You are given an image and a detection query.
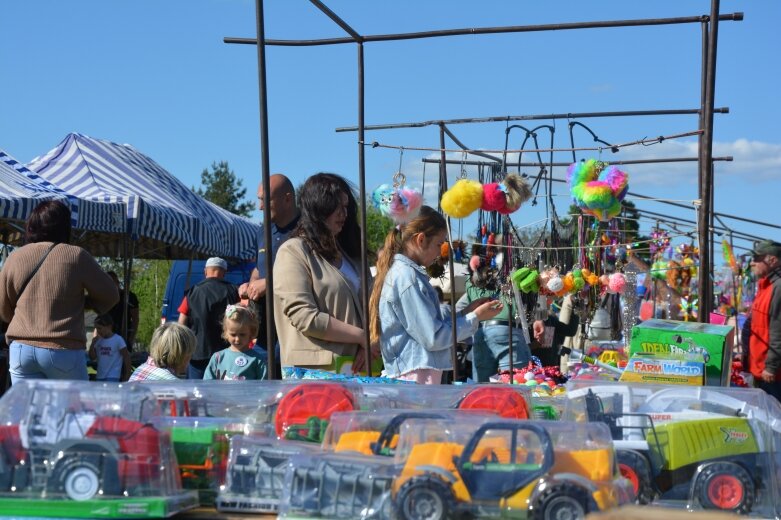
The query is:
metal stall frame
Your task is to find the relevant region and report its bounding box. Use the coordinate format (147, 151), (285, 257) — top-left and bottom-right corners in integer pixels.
(227, 2), (743, 379)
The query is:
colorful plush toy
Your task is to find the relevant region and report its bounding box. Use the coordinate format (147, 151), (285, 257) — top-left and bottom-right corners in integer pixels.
(441, 178), (484, 218)
(371, 175), (423, 224)
(481, 173), (533, 214)
(567, 159), (629, 221)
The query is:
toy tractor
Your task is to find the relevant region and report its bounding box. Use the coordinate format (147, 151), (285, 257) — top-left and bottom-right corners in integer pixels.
(567, 383), (781, 516)
(284, 418), (632, 520)
(0, 385), (167, 501)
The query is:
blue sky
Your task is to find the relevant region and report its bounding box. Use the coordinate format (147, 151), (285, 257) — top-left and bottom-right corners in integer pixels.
(2, 1), (779, 259)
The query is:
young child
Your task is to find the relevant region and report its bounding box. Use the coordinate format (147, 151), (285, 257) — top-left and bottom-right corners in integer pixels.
(89, 314), (131, 382)
(204, 304), (267, 380)
(369, 206), (503, 384)
(129, 322), (196, 381)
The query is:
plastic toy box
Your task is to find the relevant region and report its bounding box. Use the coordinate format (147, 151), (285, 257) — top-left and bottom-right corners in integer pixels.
(216, 409), (495, 515)
(216, 434), (321, 514)
(358, 383), (534, 419)
(629, 319), (735, 385)
(279, 416), (633, 519)
(0, 380), (198, 518)
(151, 416), (249, 505)
(563, 380), (781, 517)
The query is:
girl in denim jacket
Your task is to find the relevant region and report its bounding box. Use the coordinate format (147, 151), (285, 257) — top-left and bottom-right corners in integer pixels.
(368, 206), (502, 384)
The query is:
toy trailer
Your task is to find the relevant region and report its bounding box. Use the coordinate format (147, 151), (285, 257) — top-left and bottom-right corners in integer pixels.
(217, 436), (322, 513)
(566, 382), (781, 516)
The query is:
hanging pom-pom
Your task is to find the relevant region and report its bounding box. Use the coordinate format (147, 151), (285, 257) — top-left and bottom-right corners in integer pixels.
(563, 273), (575, 293)
(371, 184), (395, 216)
(371, 182), (422, 224)
(567, 159), (630, 221)
(469, 255), (482, 272)
(481, 183), (506, 212)
(608, 272), (626, 294)
(547, 275), (564, 293)
(441, 179), (483, 218)
(387, 187), (422, 224)
(500, 173), (533, 214)
(440, 241), (450, 259)
(511, 267), (530, 288)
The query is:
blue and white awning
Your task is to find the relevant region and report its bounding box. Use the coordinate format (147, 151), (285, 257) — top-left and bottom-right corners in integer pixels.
(0, 149), (124, 237)
(27, 133), (258, 259)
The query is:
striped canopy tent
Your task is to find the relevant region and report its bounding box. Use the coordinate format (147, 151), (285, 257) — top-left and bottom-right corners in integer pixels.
(27, 133), (258, 260)
(0, 149), (125, 256)
(208, 200), (259, 260)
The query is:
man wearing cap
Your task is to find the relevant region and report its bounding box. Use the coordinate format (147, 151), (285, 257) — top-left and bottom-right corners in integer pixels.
(178, 257), (239, 379)
(239, 174), (300, 377)
(748, 240), (781, 401)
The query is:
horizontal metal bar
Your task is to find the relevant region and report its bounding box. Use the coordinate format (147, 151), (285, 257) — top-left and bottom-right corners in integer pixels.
(336, 108), (729, 132)
(421, 156), (734, 167)
(225, 12), (742, 47)
(634, 208), (769, 242)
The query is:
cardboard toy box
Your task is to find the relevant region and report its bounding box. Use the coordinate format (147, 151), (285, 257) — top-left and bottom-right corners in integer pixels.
(629, 319), (734, 386)
(619, 353), (705, 386)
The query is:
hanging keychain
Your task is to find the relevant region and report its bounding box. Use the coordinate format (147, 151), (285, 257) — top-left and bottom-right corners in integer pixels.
(371, 148), (423, 224)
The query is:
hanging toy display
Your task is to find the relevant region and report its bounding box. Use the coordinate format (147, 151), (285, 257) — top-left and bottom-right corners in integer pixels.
(481, 173), (533, 214)
(441, 178), (483, 218)
(567, 159), (629, 222)
(371, 172), (423, 224)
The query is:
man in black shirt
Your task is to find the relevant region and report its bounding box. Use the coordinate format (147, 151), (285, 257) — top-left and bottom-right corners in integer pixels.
(178, 257), (239, 379)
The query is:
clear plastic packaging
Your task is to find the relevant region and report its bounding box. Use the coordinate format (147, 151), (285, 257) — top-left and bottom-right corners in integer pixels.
(564, 380), (781, 517)
(145, 379), (363, 442)
(0, 380), (198, 518)
(280, 415), (633, 519)
(216, 434), (321, 514)
(322, 409), (495, 456)
(151, 416), (248, 505)
(358, 383), (534, 419)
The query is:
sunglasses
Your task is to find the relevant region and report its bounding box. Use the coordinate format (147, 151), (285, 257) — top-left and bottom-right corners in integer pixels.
(752, 254), (767, 263)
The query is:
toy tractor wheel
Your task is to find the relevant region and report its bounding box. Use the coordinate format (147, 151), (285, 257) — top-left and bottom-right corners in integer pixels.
(395, 475), (456, 520)
(531, 482), (590, 520)
(52, 453), (120, 501)
(616, 450), (654, 504)
(458, 386), (530, 419)
(693, 461), (755, 514)
(274, 383), (355, 441)
(63, 464), (100, 501)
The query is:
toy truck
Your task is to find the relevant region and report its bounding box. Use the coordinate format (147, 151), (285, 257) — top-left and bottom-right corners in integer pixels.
(565, 382), (781, 516)
(281, 418), (633, 519)
(0, 381), (197, 518)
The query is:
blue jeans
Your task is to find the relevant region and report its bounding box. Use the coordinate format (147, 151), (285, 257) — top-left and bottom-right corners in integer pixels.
(472, 325), (531, 383)
(9, 341), (88, 384)
(187, 360), (208, 380)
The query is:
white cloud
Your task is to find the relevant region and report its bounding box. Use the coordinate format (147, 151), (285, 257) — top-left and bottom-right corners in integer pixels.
(609, 138), (781, 186)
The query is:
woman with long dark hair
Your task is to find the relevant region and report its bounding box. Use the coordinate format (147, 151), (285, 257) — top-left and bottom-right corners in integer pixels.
(273, 173), (368, 374)
(0, 200), (118, 382)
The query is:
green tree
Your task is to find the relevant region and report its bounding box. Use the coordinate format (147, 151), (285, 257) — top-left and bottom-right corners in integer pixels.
(194, 161), (254, 217)
(364, 204), (394, 265)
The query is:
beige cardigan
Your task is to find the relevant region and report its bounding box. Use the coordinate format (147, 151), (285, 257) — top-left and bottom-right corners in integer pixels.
(273, 237), (364, 367)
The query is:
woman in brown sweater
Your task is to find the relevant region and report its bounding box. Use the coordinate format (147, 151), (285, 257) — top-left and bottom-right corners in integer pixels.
(0, 201), (118, 383)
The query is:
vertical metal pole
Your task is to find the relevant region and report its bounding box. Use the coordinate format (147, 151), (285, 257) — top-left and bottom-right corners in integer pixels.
(440, 123), (459, 382)
(698, 0), (720, 323)
(255, 0), (276, 378)
(357, 42), (372, 376)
